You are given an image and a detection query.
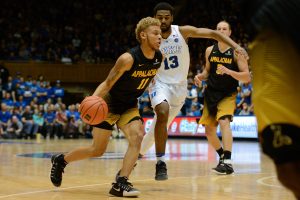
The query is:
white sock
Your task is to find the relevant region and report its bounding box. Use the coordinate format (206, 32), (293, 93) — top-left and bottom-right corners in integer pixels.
(157, 155), (165, 162)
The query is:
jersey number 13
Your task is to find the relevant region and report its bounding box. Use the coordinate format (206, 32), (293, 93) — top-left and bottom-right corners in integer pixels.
(164, 55), (179, 70)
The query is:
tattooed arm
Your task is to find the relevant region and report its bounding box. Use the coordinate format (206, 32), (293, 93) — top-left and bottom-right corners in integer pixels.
(93, 52), (134, 97)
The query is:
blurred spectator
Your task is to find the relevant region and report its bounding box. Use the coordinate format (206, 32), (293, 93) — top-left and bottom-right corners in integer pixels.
(33, 109), (45, 136)
(185, 83), (198, 114)
(235, 86), (244, 114)
(14, 95), (27, 109)
(4, 116), (23, 139)
(52, 80), (65, 101)
(43, 104), (63, 139)
(238, 102), (251, 116)
(36, 81), (48, 104)
(241, 82), (252, 105)
(56, 104), (68, 137)
(21, 105), (39, 139)
(0, 103), (12, 132)
(65, 115), (79, 139)
(2, 92), (14, 109)
(138, 91), (151, 116)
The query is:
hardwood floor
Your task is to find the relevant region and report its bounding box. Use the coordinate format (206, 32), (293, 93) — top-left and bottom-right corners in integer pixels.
(0, 138), (296, 199)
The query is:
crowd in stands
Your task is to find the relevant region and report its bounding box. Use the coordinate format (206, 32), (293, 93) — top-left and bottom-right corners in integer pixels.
(0, 70), (253, 140)
(0, 0), (249, 68)
(0, 0), (254, 139)
(0, 72), (93, 139)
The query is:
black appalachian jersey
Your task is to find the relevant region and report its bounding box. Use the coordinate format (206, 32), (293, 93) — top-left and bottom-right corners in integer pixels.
(109, 46), (162, 113)
(207, 44), (238, 93)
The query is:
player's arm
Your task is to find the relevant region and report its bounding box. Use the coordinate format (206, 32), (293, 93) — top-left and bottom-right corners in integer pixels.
(180, 26), (248, 59)
(194, 46), (212, 86)
(93, 52), (133, 97)
(217, 53), (251, 83)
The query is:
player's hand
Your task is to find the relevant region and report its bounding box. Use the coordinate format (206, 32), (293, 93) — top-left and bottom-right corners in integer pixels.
(194, 74), (203, 87)
(234, 47), (249, 60)
(217, 65), (231, 75)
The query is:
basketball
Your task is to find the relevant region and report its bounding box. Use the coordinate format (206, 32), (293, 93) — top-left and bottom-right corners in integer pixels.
(79, 96), (108, 125)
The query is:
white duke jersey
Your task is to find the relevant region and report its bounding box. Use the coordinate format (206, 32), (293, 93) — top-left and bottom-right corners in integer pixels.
(155, 25), (190, 84)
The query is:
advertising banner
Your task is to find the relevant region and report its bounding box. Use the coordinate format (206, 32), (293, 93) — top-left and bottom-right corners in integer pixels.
(143, 116), (258, 138)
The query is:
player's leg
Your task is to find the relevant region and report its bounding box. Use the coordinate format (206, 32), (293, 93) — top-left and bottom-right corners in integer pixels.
(213, 94), (236, 174)
(153, 101), (169, 180)
(50, 112), (118, 187)
(110, 108), (142, 197)
(140, 80), (169, 157)
(50, 125), (112, 187)
(140, 114), (157, 156)
(118, 120), (144, 178)
(199, 100), (226, 173)
(200, 101), (221, 154)
(64, 128), (111, 162)
(140, 101), (181, 157)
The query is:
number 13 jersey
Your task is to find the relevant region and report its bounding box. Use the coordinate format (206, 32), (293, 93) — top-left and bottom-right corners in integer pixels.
(155, 25), (190, 84)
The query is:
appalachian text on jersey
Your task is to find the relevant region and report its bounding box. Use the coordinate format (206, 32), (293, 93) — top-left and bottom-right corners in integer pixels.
(131, 69), (158, 78)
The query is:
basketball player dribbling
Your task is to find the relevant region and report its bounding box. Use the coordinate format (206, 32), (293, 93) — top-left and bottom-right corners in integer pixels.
(50, 17), (163, 197)
(139, 2), (248, 180)
(237, 0), (300, 198)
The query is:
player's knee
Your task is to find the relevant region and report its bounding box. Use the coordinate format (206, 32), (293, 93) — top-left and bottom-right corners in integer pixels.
(219, 118), (230, 129)
(90, 146), (106, 157)
(205, 126), (216, 136)
(128, 131), (144, 146)
(156, 109), (169, 122)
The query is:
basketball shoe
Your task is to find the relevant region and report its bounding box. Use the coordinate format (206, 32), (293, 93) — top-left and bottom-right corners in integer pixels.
(50, 154), (67, 187)
(155, 160), (168, 180)
(109, 176), (140, 197)
(212, 159), (234, 175)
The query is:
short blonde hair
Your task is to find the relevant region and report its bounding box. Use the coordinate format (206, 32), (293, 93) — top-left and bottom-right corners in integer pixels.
(135, 17), (161, 43)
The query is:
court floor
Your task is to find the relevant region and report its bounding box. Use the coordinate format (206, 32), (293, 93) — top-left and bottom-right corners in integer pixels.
(0, 137), (296, 200)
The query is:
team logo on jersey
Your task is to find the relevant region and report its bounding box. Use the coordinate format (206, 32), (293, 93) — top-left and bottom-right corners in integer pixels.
(153, 59), (161, 65)
(150, 91), (156, 98)
(225, 51), (232, 56)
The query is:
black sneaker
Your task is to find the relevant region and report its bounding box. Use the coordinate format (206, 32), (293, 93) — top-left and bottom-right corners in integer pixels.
(109, 177), (140, 197)
(50, 154), (67, 187)
(155, 160), (168, 180)
(115, 163), (137, 182)
(212, 159), (234, 175)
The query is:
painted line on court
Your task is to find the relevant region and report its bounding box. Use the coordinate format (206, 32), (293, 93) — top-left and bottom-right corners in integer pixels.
(256, 175), (283, 188)
(0, 182), (110, 199)
(0, 172), (270, 199)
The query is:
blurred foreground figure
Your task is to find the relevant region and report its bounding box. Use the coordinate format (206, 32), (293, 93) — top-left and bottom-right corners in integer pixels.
(237, 0), (300, 198)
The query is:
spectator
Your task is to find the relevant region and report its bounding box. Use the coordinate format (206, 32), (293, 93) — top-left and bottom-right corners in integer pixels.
(21, 105), (39, 139)
(33, 109), (45, 136)
(0, 103), (12, 132)
(52, 80), (65, 101)
(238, 102), (251, 116)
(4, 116), (23, 139)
